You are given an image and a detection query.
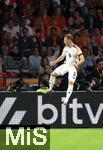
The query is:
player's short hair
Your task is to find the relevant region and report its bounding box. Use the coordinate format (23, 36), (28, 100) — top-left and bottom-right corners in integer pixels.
(65, 34), (73, 40)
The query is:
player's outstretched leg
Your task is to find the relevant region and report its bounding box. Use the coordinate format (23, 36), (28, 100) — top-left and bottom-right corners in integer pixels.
(45, 72), (58, 93)
(63, 81), (74, 106)
(45, 75), (55, 93)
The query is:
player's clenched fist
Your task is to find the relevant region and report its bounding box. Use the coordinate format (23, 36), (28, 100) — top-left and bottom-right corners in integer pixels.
(50, 61), (56, 66)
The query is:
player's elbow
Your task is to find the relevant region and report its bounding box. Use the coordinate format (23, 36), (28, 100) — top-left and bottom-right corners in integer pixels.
(82, 56), (85, 63)
(80, 55), (85, 63)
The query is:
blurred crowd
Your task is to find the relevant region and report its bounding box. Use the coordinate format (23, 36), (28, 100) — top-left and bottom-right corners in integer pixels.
(0, 0), (103, 91)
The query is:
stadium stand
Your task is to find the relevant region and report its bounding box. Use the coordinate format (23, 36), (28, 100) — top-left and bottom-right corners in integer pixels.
(0, 0), (103, 91)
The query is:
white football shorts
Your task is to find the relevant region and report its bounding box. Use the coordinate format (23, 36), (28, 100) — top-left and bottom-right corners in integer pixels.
(53, 64), (77, 82)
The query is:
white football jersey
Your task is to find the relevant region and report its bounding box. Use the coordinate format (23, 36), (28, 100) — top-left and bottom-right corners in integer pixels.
(61, 45), (82, 67)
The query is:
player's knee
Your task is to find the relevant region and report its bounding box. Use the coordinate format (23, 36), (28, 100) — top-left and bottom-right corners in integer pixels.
(68, 81), (74, 85)
(51, 72), (58, 77)
(67, 81), (74, 91)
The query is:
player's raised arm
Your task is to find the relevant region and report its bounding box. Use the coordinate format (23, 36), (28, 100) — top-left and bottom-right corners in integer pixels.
(50, 46), (66, 66)
(50, 54), (65, 66)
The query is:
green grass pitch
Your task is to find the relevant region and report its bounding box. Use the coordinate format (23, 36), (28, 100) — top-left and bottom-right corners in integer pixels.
(0, 129), (103, 150)
(51, 129), (103, 150)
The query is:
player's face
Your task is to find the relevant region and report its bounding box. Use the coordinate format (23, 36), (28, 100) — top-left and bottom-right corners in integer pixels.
(64, 37), (67, 44)
(64, 37), (70, 45)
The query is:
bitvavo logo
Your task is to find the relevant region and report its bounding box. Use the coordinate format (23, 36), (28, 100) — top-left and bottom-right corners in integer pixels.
(0, 96), (103, 125)
(37, 96), (103, 125)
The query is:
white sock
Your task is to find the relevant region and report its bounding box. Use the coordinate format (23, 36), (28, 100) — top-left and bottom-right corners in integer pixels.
(48, 75), (56, 90)
(64, 84), (74, 103)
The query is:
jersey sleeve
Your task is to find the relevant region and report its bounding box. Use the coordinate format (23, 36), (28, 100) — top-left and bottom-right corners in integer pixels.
(61, 47), (66, 57)
(75, 45), (83, 56)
